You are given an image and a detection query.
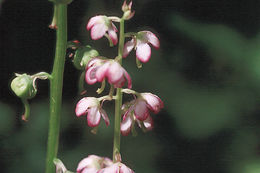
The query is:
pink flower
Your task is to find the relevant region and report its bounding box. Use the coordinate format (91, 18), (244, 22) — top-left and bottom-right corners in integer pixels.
(77, 155), (113, 173)
(77, 155), (134, 173)
(75, 97), (110, 127)
(98, 162), (134, 173)
(123, 31), (160, 63)
(85, 58), (132, 89)
(120, 93), (163, 136)
(87, 15), (118, 45)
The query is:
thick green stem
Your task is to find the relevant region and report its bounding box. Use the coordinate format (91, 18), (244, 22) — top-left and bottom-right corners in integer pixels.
(113, 19), (125, 162)
(45, 3), (67, 173)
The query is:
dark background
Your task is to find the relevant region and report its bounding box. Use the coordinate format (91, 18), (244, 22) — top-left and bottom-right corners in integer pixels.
(1, 0), (260, 172)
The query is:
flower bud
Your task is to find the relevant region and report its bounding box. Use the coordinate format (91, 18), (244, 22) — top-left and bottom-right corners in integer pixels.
(73, 46), (99, 70)
(11, 74), (37, 99)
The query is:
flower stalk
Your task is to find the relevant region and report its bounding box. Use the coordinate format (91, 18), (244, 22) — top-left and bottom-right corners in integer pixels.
(45, 3), (67, 173)
(113, 18), (125, 162)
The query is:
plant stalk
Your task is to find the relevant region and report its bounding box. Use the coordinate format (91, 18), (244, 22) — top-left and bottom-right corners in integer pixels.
(113, 19), (125, 162)
(45, 3), (67, 173)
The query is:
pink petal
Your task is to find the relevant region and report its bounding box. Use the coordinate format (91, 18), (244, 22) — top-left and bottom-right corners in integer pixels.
(95, 61), (109, 82)
(87, 16), (103, 30)
(111, 23), (118, 32)
(85, 66), (98, 85)
(100, 108), (110, 126)
(87, 58), (103, 69)
(77, 155), (100, 172)
(107, 61), (124, 84)
(143, 115), (153, 131)
(98, 163), (119, 173)
(87, 107), (101, 127)
(75, 97), (97, 117)
(123, 69), (132, 89)
(90, 23), (107, 40)
(144, 31), (160, 49)
(120, 164), (134, 173)
(136, 43), (151, 63)
(108, 29), (118, 45)
(141, 93), (163, 114)
(113, 77), (126, 88)
(121, 114), (133, 136)
(134, 100), (149, 121)
(123, 39), (135, 58)
(82, 168), (99, 173)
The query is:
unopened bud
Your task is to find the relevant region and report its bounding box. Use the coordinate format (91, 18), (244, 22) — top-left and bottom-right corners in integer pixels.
(11, 74), (37, 99)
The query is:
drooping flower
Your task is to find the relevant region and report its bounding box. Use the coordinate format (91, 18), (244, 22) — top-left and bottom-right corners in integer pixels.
(98, 162), (134, 173)
(123, 31), (160, 63)
(77, 155), (113, 173)
(120, 93), (163, 136)
(75, 97), (110, 127)
(87, 15), (119, 45)
(85, 58), (132, 89)
(77, 155), (134, 173)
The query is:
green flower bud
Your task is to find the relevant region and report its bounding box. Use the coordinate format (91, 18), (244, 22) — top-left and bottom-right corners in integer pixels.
(73, 46), (99, 70)
(11, 74), (37, 99)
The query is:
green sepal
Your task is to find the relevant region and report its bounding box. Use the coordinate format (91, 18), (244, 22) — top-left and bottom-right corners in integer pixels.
(73, 45), (99, 70)
(11, 74), (37, 99)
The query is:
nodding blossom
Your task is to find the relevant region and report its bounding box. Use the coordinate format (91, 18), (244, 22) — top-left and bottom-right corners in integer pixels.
(120, 93), (163, 136)
(123, 31), (160, 63)
(87, 15), (119, 45)
(77, 155), (113, 173)
(98, 162), (134, 173)
(77, 155), (134, 173)
(85, 58), (132, 89)
(75, 97), (110, 127)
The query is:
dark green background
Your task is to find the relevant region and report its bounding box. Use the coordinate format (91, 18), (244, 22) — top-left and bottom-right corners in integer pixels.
(1, 0), (260, 172)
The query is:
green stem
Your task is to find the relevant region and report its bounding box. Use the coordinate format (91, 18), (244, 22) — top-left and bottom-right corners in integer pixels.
(45, 3), (67, 173)
(113, 19), (125, 162)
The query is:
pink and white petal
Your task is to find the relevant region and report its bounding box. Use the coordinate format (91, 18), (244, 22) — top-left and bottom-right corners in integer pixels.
(98, 163), (119, 173)
(120, 164), (134, 173)
(108, 29), (118, 45)
(75, 97), (96, 117)
(86, 16), (103, 30)
(87, 107), (101, 127)
(95, 62), (110, 82)
(123, 39), (135, 58)
(141, 93), (163, 114)
(144, 31), (160, 49)
(77, 155), (99, 172)
(113, 77), (125, 88)
(136, 43), (151, 63)
(103, 157), (114, 167)
(82, 167), (99, 173)
(121, 115), (133, 136)
(134, 100), (149, 121)
(90, 23), (107, 40)
(143, 115), (153, 131)
(111, 23), (118, 32)
(87, 58), (102, 69)
(123, 69), (132, 89)
(100, 108), (110, 126)
(85, 66), (98, 85)
(107, 62), (124, 84)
